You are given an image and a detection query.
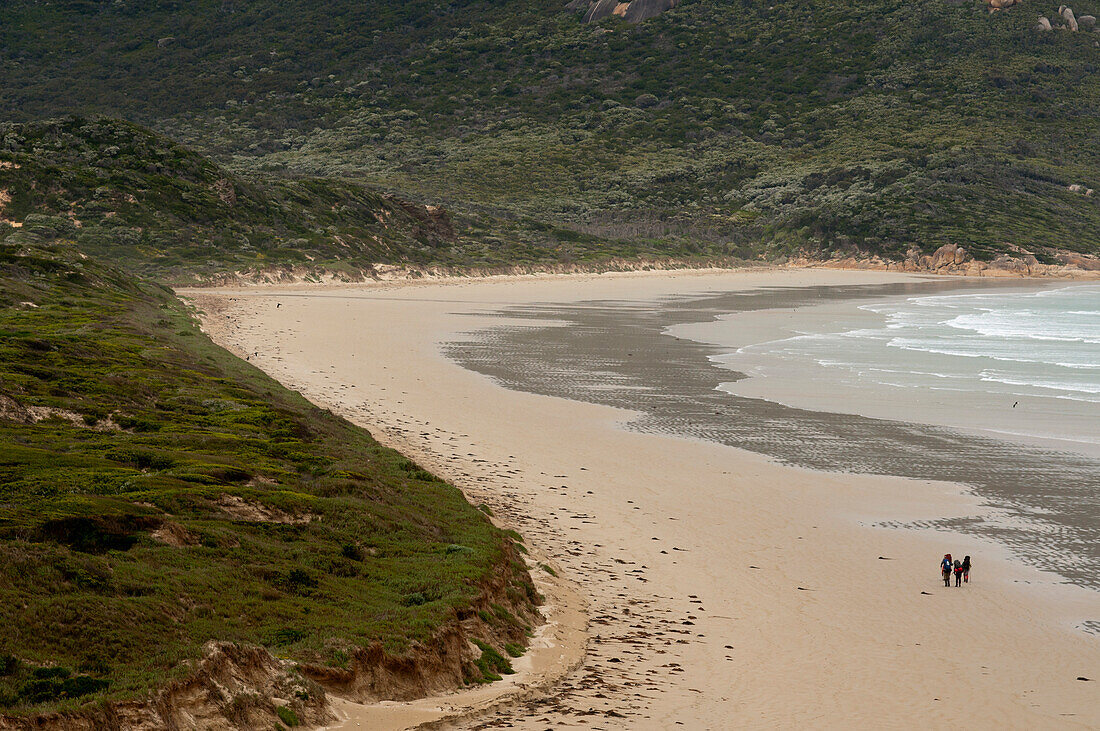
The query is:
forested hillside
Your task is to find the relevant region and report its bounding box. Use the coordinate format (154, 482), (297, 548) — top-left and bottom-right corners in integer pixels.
(4, 0), (1100, 262)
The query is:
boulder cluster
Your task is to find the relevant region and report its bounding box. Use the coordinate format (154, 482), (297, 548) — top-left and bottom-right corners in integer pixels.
(566, 0), (677, 23)
(919, 243), (971, 270)
(1035, 5), (1097, 30)
(794, 244), (1100, 276)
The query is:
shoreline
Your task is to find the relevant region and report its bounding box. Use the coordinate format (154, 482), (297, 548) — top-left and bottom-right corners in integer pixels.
(313, 409), (591, 731)
(183, 267), (1100, 728)
(177, 253), (1100, 292)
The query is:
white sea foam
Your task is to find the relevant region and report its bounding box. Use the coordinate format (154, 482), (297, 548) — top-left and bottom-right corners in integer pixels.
(839, 285), (1100, 400)
(712, 284), (1100, 449)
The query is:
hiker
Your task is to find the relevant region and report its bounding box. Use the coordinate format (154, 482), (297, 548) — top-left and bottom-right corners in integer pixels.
(962, 555), (971, 584)
(954, 559), (963, 587)
(941, 554), (953, 587)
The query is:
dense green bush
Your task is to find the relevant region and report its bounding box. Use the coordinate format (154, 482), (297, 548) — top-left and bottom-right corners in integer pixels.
(275, 705), (300, 727)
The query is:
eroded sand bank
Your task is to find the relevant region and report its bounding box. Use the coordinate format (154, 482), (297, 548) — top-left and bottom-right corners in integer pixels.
(183, 269), (1099, 729)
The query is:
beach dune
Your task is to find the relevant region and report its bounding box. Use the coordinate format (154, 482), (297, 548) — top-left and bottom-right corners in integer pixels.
(186, 269), (1099, 729)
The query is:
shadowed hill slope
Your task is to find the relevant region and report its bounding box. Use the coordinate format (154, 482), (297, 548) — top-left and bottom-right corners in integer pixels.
(0, 117), (740, 281)
(0, 117), (458, 280)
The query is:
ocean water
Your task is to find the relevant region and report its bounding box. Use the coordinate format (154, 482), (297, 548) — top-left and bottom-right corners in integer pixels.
(714, 285), (1100, 454)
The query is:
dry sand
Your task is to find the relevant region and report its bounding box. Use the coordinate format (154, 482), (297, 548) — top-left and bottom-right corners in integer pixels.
(183, 268), (1099, 729)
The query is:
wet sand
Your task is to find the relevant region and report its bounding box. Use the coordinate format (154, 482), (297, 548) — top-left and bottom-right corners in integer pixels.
(184, 268), (1100, 729)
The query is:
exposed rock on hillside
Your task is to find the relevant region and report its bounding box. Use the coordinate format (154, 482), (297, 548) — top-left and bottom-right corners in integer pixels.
(791, 248), (1100, 277)
(1062, 5), (1079, 29)
(582, 0), (621, 22)
(575, 0), (677, 23)
(623, 0), (677, 22)
(1041, 5), (1097, 29)
(929, 243), (970, 269)
(894, 243), (969, 271)
(1058, 251), (1100, 270)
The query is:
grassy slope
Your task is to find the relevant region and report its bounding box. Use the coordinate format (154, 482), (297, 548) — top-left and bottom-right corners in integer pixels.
(0, 241), (536, 715)
(3, 0), (1100, 260)
(0, 117), (742, 280)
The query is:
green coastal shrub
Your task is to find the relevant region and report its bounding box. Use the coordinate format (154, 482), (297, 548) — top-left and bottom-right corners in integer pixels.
(471, 640), (514, 682)
(275, 705), (300, 727)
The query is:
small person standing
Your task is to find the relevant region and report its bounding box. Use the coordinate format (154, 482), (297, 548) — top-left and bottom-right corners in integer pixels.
(954, 559), (963, 587)
(962, 555), (971, 584)
(941, 554), (953, 587)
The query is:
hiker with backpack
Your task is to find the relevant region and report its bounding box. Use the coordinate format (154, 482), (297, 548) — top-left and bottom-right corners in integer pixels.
(941, 554), (953, 587)
(961, 556), (971, 584)
(954, 558), (964, 586)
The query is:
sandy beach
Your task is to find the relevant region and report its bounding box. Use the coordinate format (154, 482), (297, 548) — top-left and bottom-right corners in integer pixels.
(184, 268), (1099, 729)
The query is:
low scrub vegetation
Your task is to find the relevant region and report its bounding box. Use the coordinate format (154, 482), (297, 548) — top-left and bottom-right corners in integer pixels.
(0, 242), (535, 714)
(0, 118), (743, 281)
(4, 0), (1099, 261)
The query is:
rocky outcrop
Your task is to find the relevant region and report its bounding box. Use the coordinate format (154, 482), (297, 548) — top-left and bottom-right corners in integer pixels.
(1061, 5), (1079, 30)
(987, 0), (1019, 12)
(791, 247), (1100, 278)
(1054, 251), (1100, 270)
(623, 0), (677, 22)
(575, 0), (677, 22)
(1033, 5), (1097, 28)
(998, 253), (1038, 273)
(583, 0), (620, 22)
(928, 243), (970, 269)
